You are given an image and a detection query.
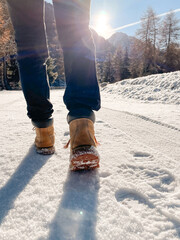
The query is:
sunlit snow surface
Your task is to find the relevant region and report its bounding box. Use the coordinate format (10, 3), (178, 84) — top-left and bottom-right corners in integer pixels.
(0, 71), (180, 240)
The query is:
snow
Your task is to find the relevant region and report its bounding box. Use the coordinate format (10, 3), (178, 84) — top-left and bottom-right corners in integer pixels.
(101, 71), (180, 104)
(0, 71), (180, 239)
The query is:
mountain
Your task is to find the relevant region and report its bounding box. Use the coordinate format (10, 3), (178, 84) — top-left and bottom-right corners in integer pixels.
(91, 29), (114, 61)
(108, 32), (137, 52)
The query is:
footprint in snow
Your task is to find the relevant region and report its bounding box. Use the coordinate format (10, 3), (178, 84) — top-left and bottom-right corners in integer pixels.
(115, 188), (154, 208)
(118, 164), (176, 193)
(133, 151), (152, 158)
(103, 123), (111, 128)
(115, 188), (179, 238)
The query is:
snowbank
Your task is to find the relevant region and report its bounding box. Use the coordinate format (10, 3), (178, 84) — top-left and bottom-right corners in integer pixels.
(101, 71), (180, 104)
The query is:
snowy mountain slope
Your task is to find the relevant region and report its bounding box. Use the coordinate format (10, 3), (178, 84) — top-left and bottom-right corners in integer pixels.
(0, 77), (180, 240)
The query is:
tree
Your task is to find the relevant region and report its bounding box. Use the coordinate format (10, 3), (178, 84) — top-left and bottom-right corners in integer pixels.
(103, 51), (115, 83)
(129, 38), (143, 78)
(136, 7), (159, 75)
(160, 11), (180, 49)
(46, 57), (58, 85)
(0, 0), (17, 90)
(112, 46), (123, 82)
(159, 11), (180, 71)
(45, 2), (65, 87)
(121, 48), (131, 80)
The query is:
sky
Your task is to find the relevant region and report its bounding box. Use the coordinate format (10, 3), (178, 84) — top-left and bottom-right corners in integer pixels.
(45, 0), (180, 38)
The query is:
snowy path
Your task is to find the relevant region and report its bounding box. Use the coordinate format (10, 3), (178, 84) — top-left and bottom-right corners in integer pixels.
(98, 107), (180, 162)
(0, 90), (180, 240)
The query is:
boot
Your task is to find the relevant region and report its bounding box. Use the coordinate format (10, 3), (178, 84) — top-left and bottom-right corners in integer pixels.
(35, 125), (55, 155)
(66, 118), (100, 171)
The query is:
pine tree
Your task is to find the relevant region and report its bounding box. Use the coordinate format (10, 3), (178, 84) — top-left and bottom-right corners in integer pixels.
(121, 48), (131, 80)
(103, 52), (115, 83)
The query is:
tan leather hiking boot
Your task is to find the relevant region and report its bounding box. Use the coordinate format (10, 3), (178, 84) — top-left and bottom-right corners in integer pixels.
(66, 118), (100, 171)
(35, 125), (55, 155)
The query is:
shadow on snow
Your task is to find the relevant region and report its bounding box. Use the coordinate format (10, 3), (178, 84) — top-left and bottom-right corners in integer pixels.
(48, 169), (100, 240)
(0, 145), (51, 225)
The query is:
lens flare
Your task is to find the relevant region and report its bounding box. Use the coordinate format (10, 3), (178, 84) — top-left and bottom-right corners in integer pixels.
(92, 11), (113, 39)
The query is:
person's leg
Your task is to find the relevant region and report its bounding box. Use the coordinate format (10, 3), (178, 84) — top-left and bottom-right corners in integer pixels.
(53, 0), (100, 170)
(52, 0), (101, 123)
(7, 0), (53, 125)
(7, 0), (55, 154)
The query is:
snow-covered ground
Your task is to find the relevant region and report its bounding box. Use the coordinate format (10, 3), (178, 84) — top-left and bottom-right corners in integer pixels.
(0, 72), (180, 240)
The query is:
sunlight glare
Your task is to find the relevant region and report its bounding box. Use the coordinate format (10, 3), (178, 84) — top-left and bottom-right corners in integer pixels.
(92, 11), (113, 39)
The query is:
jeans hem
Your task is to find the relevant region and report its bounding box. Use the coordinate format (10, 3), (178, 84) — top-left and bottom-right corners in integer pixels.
(67, 109), (95, 124)
(32, 118), (54, 128)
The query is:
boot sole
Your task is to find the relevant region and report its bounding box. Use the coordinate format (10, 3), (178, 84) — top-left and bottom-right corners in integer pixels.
(69, 146), (100, 171)
(36, 146), (55, 155)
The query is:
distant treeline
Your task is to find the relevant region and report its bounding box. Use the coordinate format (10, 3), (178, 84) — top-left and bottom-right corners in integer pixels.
(0, 2), (179, 90)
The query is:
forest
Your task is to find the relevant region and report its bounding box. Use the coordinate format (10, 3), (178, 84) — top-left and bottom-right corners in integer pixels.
(0, 1), (180, 90)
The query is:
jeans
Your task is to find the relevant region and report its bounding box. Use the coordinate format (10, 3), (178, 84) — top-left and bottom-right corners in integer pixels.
(6, 0), (100, 124)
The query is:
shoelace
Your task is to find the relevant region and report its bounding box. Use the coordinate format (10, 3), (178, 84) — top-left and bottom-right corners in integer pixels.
(64, 136), (100, 149)
(63, 139), (71, 149)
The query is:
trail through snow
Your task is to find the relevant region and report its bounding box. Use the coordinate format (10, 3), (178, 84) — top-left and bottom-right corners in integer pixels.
(0, 76), (180, 239)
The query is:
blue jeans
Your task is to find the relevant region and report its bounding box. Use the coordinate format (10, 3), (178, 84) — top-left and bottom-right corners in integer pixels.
(7, 0), (100, 125)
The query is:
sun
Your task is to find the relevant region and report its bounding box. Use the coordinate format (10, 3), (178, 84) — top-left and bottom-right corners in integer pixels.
(92, 11), (113, 39)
